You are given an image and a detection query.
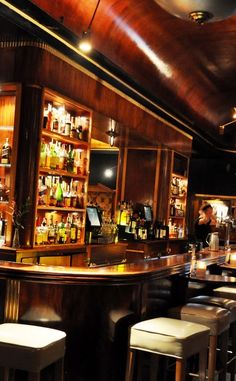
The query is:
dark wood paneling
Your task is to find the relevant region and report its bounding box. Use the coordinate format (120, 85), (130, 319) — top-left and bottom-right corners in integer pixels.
(157, 149), (173, 223)
(0, 45), (192, 155)
(14, 84), (43, 248)
(124, 149), (157, 205)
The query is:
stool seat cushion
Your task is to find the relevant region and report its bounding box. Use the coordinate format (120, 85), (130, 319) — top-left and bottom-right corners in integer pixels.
(0, 323), (66, 372)
(189, 296), (236, 323)
(130, 317), (210, 359)
(168, 303), (230, 335)
(214, 287), (236, 300)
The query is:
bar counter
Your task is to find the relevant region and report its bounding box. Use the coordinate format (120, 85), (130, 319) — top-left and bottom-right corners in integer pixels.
(0, 249), (228, 381)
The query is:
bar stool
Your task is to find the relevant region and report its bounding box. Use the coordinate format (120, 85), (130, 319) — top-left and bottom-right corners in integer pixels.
(189, 295), (236, 381)
(0, 323), (66, 381)
(168, 303), (230, 381)
(125, 317), (210, 381)
(214, 286), (236, 300)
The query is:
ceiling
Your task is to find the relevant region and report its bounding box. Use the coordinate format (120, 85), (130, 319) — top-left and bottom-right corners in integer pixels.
(2, 0), (236, 152)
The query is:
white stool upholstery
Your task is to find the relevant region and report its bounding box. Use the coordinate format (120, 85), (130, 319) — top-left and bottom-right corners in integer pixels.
(125, 317), (210, 381)
(0, 323), (66, 380)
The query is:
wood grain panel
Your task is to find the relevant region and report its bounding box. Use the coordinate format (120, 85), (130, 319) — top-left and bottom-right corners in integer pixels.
(124, 149), (157, 205)
(0, 45), (192, 155)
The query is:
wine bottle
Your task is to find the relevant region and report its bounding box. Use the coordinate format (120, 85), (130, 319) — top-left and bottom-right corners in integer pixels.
(70, 215), (78, 243)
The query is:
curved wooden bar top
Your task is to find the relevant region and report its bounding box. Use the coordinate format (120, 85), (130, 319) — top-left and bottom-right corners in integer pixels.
(0, 250), (228, 381)
(0, 250), (227, 285)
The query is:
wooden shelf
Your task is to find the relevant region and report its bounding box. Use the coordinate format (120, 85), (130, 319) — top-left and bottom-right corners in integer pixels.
(0, 201), (9, 205)
(42, 130), (89, 148)
(33, 242), (84, 248)
(37, 206), (85, 212)
(169, 216), (185, 219)
(170, 194), (186, 199)
(39, 167), (87, 180)
(0, 126), (14, 131)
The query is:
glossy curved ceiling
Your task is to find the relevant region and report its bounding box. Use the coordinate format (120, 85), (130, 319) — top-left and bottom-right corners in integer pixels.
(11, 0), (236, 149)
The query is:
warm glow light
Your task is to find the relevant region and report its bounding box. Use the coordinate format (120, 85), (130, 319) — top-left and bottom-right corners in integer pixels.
(233, 107), (236, 119)
(78, 31), (92, 53)
(104, 168), (113, 178)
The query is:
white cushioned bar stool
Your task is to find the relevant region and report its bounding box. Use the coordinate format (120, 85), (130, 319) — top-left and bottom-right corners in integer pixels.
(168, 303), (230, 381)
(125, 317), (210, 381)
(213, 287), (236, 381)
(0, 323), (66, 381)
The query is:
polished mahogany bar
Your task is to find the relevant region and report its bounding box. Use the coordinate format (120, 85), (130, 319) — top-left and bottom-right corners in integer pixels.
(0, 250), (227, 381)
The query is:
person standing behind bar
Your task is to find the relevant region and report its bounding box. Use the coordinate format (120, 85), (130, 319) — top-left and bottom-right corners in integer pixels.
(194, 203), (217, 247)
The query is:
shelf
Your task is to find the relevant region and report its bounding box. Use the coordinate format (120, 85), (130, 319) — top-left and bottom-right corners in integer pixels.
(169, 216), (185, 219)
(0, 201), (9, 205)
(39, 167), (87, 180)
(170, 194), (186, 199)
(37, 206), (85, 212)
(0, 126), (14, 131)
(42, 130), (89, 148)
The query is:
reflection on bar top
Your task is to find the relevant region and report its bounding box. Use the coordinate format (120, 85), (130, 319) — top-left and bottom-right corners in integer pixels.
(0, 249), (227, 278)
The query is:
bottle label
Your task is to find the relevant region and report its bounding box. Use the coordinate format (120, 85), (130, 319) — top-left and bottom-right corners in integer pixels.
(71, 227), (76, 240)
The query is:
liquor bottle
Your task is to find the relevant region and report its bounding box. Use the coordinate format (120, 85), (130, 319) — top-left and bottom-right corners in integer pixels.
(58, 217), (66, 244)
(82, 117), (89, 141)
(65, 113), (71, 136)
(41, 217), (48, 244)
(154, 220), (161, 239)
(49, 141), (58, 170)
(55, 177), (64, 207)
(170, 199), (176, 217)
(70, 215), (78, 243)
(46, 103), (52, 130)
(40, 140), (47, 168)
(65, 215), (71, 244)
(70, 117), (77, 139)
(67, 145), (74, 173)
(48, 215), (56, 244)
(1, 138), (11, 164)
(172, 177), (179, 196)
(52, 107), (59, 133)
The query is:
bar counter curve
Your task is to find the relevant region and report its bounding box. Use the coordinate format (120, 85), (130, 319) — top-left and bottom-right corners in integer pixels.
(0, 251), (228, 381)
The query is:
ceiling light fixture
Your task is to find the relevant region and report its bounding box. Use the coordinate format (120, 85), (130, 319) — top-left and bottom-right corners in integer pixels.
(219, 107), (236, 135)
(78, 0), (101, 52)
(154, 1), (236, 24)
(106, 119), (119, 147)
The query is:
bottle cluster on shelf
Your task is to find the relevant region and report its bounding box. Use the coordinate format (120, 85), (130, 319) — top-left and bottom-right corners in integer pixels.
(40, 139), (88, 176)
(168, 218), (184, 239)
(170, 198), (185, 217)
(35, 212), (84, 245)
(38, 176), (85, 209)
(43, 103), (89, 141)
(116, 201), (169, 241)
(171, 176), (187, 197)
(0, 137), (11, 165)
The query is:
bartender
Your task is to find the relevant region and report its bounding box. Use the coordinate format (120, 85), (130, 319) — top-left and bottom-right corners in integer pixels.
(194, 203), (217, 247)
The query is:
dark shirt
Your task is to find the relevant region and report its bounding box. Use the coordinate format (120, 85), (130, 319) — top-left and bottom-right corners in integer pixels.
(194, 218), (212, 247)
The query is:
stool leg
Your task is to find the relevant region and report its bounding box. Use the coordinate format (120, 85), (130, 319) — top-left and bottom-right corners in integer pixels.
(150, 354), (159, 381)
(175, 358), (186, 381)
(54, 358), (64, 381)
(199, 349), (208, 381)
(230, 322), (236, 381)
(125, 349), (136, 381)
(28, 371), (40, 381)
(208, 335), (217, 381)
(219, 330), (229, 381)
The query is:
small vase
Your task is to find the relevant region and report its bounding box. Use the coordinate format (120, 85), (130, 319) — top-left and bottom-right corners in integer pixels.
(12, 227), (20, 248)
